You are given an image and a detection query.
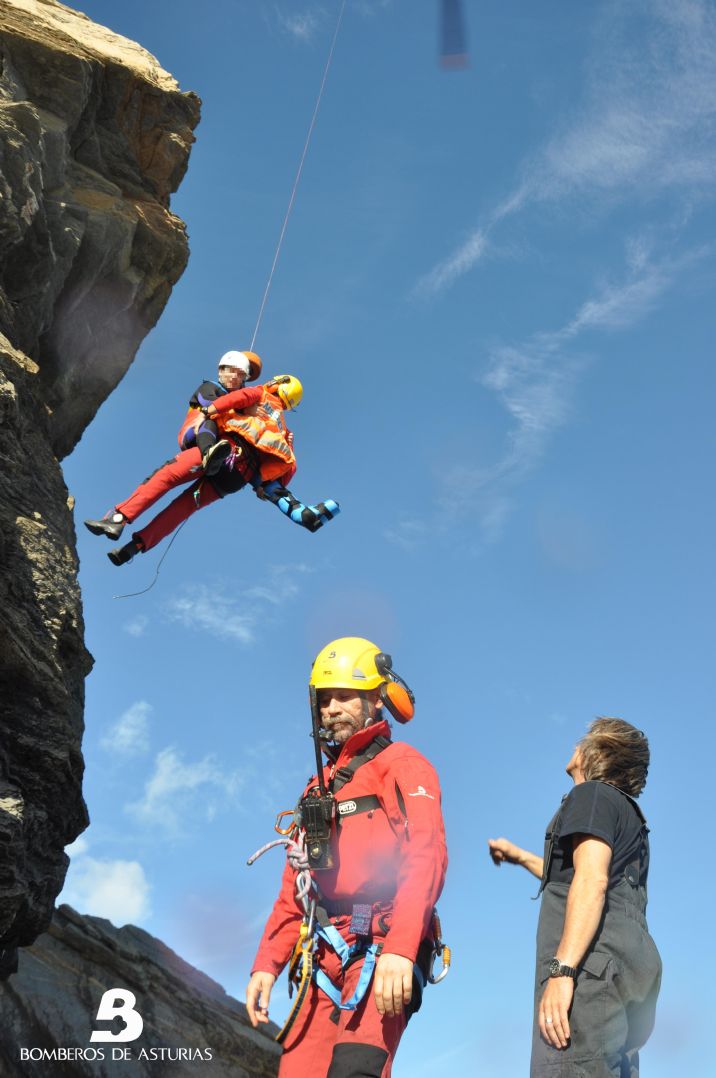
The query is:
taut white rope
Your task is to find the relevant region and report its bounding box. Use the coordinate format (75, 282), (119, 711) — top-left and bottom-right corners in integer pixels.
(250, 0), (347, 351)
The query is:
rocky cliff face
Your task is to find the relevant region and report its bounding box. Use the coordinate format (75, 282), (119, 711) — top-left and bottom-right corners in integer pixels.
(0, 0), (200, 459)
(0, 905), (281, 1076)
(0, 0), (198, 966)
(0, 337), (91, 962)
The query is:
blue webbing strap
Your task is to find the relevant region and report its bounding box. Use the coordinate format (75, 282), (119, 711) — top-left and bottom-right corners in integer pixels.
(317, 922), (351, 963)
(313, 940), (381, 1011)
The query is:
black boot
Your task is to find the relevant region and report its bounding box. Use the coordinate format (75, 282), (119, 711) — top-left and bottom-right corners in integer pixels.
(85, 510), (127, 541)
(108, 539), (142, 566)
(201, 439), (234, 476)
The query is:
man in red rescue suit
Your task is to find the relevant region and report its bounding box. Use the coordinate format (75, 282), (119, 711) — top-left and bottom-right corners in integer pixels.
(246, 637), (448, 1078)
(83, 351), (338, 565)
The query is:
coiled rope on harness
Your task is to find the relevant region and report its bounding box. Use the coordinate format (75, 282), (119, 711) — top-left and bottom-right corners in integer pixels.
(247, 827), (319, 1044)
(249, 0), (348, 351)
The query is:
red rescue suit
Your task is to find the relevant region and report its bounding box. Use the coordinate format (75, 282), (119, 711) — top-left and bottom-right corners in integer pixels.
(252, 720), (448, 1078)
(114, 387), (296, 553)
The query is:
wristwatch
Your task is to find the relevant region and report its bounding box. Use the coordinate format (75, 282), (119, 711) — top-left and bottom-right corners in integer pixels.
(548, 957), (578, 978)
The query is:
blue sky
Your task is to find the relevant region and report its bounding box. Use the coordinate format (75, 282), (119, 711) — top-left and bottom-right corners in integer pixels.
(59, 2), (715, 1074)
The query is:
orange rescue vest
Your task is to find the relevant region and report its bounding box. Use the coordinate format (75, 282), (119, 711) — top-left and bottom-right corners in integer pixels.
(217, 388), (296, 481)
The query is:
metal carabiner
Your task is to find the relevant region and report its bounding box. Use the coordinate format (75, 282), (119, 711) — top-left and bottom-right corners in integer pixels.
(304, 897), (316, 942)
(275, 809), (297, 836)
(428, 942), (451, 984)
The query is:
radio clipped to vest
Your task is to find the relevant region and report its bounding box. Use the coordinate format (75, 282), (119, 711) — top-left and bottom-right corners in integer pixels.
(298, 788), (336, 871)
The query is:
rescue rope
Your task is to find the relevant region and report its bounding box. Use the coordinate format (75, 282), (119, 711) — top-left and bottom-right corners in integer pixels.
(247, 833), (314, 910)
(249, 0), (348, 351)
(111, 518), (189, 600)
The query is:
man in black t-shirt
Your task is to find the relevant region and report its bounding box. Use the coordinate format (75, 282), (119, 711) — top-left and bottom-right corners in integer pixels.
(489, 718), (661, 1077)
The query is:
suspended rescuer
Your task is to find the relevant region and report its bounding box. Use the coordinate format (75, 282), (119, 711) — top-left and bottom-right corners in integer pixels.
(84, 351), (339, 565)
(488, 718), (661, 1077)
(246, 637), (449, 1078)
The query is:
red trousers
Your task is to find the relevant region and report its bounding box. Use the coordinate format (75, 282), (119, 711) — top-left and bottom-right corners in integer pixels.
(278, 951), (409, 1078)
(115, 449), (222, 553)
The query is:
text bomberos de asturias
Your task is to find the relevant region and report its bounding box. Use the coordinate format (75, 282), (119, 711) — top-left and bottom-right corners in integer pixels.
(20, 1047), (214, 1062)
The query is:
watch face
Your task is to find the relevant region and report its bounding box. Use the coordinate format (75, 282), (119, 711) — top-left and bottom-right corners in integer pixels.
(548, 958), (560, 977)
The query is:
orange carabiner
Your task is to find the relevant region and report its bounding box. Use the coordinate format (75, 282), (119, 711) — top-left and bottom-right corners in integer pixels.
(275, 809), (297, 836)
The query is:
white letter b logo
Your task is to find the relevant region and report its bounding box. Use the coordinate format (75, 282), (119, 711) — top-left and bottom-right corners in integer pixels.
(90, 989), (143, 1042)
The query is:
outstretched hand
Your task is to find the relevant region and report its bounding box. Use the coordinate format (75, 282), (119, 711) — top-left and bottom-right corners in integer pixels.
(488, 837), (524, 866)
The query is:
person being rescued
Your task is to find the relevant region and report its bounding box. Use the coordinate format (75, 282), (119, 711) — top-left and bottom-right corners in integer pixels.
(84, 350), (339, 566)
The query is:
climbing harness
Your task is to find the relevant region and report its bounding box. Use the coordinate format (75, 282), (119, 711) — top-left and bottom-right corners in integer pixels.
(246, 732), (451, 1044)
(250, 0), (348, 350)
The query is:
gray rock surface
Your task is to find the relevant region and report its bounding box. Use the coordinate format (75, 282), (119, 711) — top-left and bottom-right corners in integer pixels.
(0, 335), (92, 953)
(0, 0), (200, 459)
(0, 0), (198, 960)
(0, 905), (282, 1076)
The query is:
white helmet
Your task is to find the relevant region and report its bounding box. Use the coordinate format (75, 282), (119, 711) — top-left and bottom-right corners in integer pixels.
(218, 350), (251, 377)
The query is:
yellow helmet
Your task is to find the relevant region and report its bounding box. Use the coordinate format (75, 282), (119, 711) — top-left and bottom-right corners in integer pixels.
(310, 637), (415, 722)
(270, 374), (303, 410)
(310, 637), (384, 691)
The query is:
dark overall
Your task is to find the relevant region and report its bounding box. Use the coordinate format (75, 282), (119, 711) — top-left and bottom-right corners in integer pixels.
(531, 791), (662, 1078)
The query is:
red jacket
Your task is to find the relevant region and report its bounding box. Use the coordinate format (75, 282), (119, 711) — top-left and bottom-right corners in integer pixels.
(252, 720), (447, 977)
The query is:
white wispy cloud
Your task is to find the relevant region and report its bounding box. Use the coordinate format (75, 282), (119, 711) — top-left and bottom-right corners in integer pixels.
(165, 564), (312, 646)
(126, 748), (246, 834)
(275, 6), (324, 42)
(383, 518), (429, 551)
(100, 701), (152, 756)
(415, 229), (489, 298)
(60, 856), (151, 925)
(417, 0), (716, 295)
(166, 588), (256, 644)
(426, 241), (694, 542)
(123, 615), (148, 637)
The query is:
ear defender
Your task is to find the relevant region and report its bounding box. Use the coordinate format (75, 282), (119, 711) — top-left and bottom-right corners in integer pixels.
(375, 653), (415, 724)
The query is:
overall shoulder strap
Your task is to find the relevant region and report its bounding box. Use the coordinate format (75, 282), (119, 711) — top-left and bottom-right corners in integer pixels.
(602, 782), (647, 826)
(331, 736), (392, 794)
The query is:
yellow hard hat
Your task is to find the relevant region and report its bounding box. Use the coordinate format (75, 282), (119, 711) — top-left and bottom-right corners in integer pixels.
(310, 637), (384, 691)
(271, 374), (303, 410)
(310, 637), (415, 723)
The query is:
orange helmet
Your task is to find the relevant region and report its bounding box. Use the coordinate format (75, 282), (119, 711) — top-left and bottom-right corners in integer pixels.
(244, 351), (262, 381)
